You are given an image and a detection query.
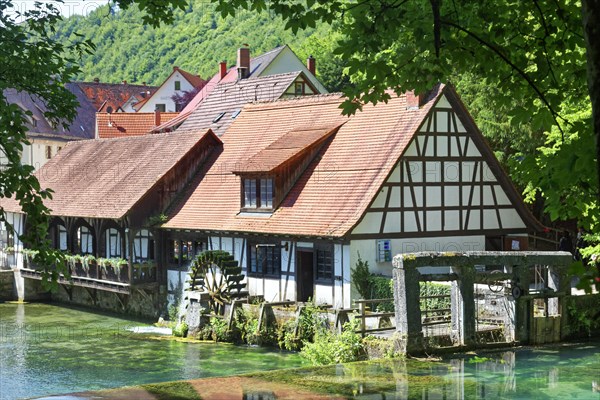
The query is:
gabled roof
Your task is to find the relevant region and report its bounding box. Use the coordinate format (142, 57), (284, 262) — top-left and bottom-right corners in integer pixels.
(176, 67), (208, 89)
(0, 130), (221, 219)
(135, 67), (207, 113)
(97, 112), (179, 139)
(76, 81), (157, 112)
(152, 46), (307, 133)
(233, 124), (343, 174)
(3, 83), (97, 140)
(175, 72), (303, 136)
(164, 85), (541, 238)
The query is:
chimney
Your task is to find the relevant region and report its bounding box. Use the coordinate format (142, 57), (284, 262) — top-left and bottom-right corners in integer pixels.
(307, 55), (316, 75)
(154, 109), (161, 126)
(219, 61), (227, 80)
(405, 90), (423, 110)
(122, 80), (127, 85)
(173, 66), (179, 71)
(142, 81), (146, 86)
(93, 77), (100, 83)
(237, 46), (250, 79)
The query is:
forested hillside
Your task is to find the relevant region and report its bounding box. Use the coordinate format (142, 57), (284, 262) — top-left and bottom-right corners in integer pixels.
(55, 1), (343, 90)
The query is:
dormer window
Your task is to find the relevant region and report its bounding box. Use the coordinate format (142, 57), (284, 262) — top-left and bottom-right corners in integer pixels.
(233, 124), (344, 215)
(243, 178), (273, 210)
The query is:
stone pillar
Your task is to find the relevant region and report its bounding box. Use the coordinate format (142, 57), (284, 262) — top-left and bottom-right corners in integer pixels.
(513, 264), (531, 343)
(547, 265), (560, 316)
(393, 259), (423, 353)
(451, 265), (476, 346)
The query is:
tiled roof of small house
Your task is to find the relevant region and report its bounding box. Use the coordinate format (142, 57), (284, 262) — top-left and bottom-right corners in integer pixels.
(3, 83), (97, 140)
(175, 67), (208, 89)
(163, 88), (445, 237)
(76, 81), (157, 112)
(152, 46), (289, 133)
(174, 72), (302, 136)
(96, 112), (179, 139)
(0, 130), (221, 219)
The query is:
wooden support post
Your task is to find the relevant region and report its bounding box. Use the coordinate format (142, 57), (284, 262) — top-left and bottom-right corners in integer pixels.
(359, 301), (366, 337)
(127, 228), (135, 284)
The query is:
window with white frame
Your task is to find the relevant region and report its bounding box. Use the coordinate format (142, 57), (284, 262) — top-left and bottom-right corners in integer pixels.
(106, 228), (121, 258)
(133, 229), (154, 262)
(77, 226), (93, 255)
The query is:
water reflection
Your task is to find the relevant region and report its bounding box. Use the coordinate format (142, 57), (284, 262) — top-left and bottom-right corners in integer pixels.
(49, 344), (600, 400)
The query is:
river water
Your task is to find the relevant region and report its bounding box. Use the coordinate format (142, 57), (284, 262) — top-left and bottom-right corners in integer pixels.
(0, 302), (305, 400)
(3, 302), (600, 400)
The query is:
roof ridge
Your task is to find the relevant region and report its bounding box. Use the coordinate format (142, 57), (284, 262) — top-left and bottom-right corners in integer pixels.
(246, 92), (344, 109)
(91, 127), (207, 143)
(251, 45), (286, 60)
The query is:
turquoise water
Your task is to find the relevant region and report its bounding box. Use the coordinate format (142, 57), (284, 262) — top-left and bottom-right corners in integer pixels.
(243, 344), (600, 399)
(0, 303), (305, 400)
(4, 302), (600, 400)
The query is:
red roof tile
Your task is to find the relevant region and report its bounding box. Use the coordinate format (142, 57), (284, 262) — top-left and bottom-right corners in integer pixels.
(0, 130), (220, 219)
(164, 88), (443, 237)
(233, 124), (343, 174)
(76, 82), (157, 112)
(176, 67), (208, 89)
(97, 112), (179, 139)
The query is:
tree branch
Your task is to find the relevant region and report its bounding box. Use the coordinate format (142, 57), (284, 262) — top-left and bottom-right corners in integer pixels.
(441, 19), (568, 139)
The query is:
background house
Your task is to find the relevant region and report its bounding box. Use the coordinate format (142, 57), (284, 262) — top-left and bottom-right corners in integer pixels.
(76, 79), (157, 113)
(1, 84), (96, 170)
(153, 45), (327, 133)
(134, 66), (207, 113)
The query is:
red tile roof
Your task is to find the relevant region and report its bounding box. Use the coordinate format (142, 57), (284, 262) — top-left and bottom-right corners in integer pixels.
(176, 72), (302, 136)
(176, 67), (208, 89)
(97, 112), (179, 139)
(233, 125), (342, 174)
(1, 130), (221, 219)
(163, 88), (444, 237)
(153, 47), (289, 132)
(76, 82), (157, 112)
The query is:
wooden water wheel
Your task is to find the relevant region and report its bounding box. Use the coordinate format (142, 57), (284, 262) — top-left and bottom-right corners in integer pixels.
(186, 250), (246, 315)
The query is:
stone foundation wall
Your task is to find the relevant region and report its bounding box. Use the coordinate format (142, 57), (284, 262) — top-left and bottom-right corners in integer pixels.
(0, 270), (15, 301)
(50, 285), (167, 320)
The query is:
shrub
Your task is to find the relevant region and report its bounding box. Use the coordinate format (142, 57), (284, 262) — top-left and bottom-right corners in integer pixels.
(210, 317), (231, 342)
(300, 320), (365, 366)
(233, 307), (260, 345)
(351, 252), (372, 299)
(419, 282), (451, 311)
(370, 275), (394, 312)
(173, 321), (188, 338)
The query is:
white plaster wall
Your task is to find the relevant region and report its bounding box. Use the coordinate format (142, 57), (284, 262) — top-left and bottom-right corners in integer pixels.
(20, 139), (64, 171)
(314, 283), (332, 305)
(350, 235), (486, 277)
(138, 71), (197, 112)
(259, 47), (328, 94)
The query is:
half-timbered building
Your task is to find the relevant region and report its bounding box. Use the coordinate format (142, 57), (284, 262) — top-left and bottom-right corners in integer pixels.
(0, 130), (221, 314)
(162, 84), (542, 308)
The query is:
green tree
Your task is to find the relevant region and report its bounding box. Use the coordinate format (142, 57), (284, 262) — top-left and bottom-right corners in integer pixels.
(0, 0), (186, 287)
(208, 0), (598, 228)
